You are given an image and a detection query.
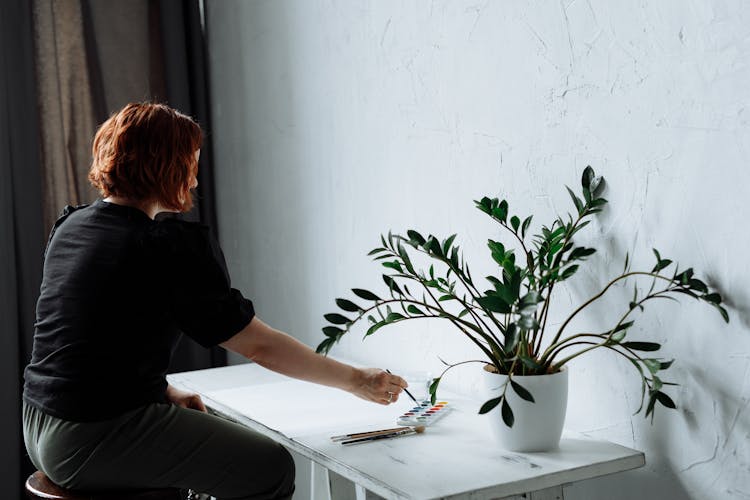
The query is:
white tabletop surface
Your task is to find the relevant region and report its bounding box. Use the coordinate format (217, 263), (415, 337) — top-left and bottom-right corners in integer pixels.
(168, 362), (645, 500)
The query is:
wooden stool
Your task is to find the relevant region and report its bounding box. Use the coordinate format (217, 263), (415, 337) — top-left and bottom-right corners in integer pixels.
(25, 471), (183, 500)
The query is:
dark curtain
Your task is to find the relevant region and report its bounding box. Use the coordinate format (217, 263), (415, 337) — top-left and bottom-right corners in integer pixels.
(152, 0), (225, 370)
(1, 1), (46, 498)
(2, 1), (224, 496)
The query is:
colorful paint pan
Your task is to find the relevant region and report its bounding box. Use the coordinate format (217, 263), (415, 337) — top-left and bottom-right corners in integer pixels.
(397, 399), (451, 427)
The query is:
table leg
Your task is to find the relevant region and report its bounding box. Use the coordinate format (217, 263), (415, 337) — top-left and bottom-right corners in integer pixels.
(317, 465), (385, 500)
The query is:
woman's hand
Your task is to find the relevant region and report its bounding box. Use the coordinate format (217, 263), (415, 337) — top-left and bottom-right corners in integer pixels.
(349, 368), (408, 405)
(165, 383), (207, 412)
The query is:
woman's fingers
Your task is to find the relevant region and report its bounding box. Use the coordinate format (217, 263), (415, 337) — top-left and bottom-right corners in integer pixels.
(353, 368), (410, 405)
(190, 395), (207, 412)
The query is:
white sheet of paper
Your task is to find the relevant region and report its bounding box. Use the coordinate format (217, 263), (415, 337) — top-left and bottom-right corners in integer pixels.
(206, 380), (417, 437)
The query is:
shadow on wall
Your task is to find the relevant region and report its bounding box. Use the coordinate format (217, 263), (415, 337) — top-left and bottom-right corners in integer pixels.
(712, 280), (750, 331)
(565, 462), (692, 500)
(670, 363), (750, 498)
(559, 196), (749, 498)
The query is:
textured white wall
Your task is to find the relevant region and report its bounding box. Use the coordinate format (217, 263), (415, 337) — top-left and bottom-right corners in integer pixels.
(206, 1), (750, 498)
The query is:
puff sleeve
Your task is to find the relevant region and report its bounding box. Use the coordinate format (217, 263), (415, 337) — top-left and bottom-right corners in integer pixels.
(145, 220), (255, 347)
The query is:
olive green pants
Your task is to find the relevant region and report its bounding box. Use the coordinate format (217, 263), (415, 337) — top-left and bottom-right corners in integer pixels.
(22, 401), (295, 500)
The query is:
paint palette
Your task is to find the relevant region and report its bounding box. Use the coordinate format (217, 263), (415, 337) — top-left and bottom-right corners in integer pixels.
(397, 400), (451, 427)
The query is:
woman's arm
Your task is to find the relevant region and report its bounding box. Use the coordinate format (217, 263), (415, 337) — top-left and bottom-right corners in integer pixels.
(220, 317), (407, 405)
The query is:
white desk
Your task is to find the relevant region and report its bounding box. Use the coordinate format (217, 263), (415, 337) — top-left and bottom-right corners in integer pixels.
(167, 363), (645, 500)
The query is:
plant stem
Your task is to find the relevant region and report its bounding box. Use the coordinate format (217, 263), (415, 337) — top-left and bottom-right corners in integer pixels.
(541, 285), (677, 365)
(414, 272), (506, 371)
(546, 271), (674, 352)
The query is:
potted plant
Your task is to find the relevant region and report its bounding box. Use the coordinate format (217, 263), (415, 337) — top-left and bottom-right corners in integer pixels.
(316, 167), (729, 450)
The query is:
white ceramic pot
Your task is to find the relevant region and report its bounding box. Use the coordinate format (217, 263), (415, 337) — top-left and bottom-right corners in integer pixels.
(480, 365), (568, 452)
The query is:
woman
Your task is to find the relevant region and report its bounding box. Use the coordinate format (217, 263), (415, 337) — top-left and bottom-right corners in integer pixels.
(22, 102), (407, 500)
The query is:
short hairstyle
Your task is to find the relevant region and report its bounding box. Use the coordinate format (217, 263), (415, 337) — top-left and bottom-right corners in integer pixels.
(88, 102), (203, 212)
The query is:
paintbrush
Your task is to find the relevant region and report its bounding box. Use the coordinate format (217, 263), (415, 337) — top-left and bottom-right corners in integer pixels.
(340, 426), (425, 446)
(386, 369), (420, 405)
(330, 426), (408, 442)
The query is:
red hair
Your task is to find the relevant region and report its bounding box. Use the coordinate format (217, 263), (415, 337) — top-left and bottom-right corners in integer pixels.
(88, 102), (203, 212)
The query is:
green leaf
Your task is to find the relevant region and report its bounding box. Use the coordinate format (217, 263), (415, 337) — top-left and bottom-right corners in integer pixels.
(365, 321), (386, 336)
(352, 288), (381, 301)
(397, 244), (415, 273)
(611, 320), (635, 334)
(609, 330), (627, 343)
(655, 391), (676, 409)
(652, 255), (673, 273)
(316, 338), (333, 354)
(718, 305), (729, 323)
(407, 304), (425, 315)
(382, 275), (403, 296)
(566, 186), (584, 214)
(429, 377), (441, 405)
(660, 359), (674, 370)
(521, 216), (533, 238)
(582, 166), (595, 192)
(442, 234), (457, 255)
(510, 380), (535, 403)
(335, 298), (361, 312)
(510, 215), (520, 232)
(621, 341), (661, 352)
(590, 171), (605, 197)
(385, 312), (405, 322)
(643, 359), (661, 374)
(479, 396), (503, 414)
(428, 236), (444, 256)
(569, 247), (596, 260)
(688, 279), (708, 293)
(367, 247), (386, 256)
(474, 197), (492, 215)
(322, 326), (343, 338)
(676, 268), (694, 284)
(324, 313), (350, 325)
(560, 264), (579, 280)
(494, 200), (509, 222)
(476, 295), (512, 314)
(519, 355), (543, 372)
(703, 293), (722, 304)
(495, 283), (517, 307)
(587, 169), (603, 196)
(406, 229), (426, 246)
(645, 392), (657, 419)
(501, 397), (514, 427)
(438, 295), (453, 302)
(382, 260), (403, 272)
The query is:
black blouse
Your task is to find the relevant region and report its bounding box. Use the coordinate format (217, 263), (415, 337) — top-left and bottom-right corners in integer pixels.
(23, 200), (255, 422)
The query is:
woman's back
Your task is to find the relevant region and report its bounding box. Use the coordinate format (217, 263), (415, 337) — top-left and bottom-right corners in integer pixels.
(24, 200), (180, 422)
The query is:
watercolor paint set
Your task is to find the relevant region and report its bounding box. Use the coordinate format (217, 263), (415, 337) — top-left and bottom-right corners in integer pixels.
(397, 399), (450, 427)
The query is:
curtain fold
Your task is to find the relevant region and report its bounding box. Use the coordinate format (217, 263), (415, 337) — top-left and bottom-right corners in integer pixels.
(1, 1), (46, 497)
